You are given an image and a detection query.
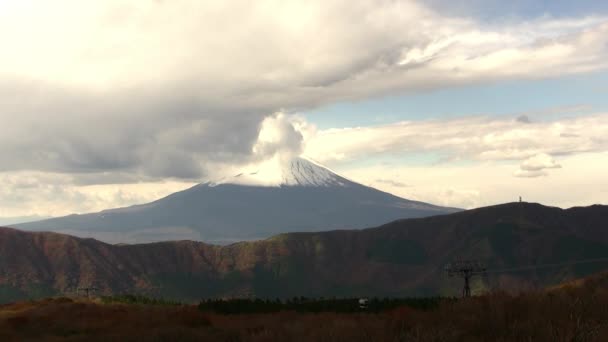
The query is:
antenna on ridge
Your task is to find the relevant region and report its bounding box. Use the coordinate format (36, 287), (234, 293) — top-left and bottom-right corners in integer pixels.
(445, 259), (487, 298)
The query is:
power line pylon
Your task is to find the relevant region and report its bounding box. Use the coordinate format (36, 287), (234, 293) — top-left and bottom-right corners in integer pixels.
(445, 260), (487, 298)
(77, 286), (98, 298)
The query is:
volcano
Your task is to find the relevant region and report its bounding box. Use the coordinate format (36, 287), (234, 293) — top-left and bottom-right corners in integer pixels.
(15, 157), (459, 244)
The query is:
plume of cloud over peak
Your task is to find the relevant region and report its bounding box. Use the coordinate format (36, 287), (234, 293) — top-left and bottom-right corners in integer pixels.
(253, 113), (306, 160)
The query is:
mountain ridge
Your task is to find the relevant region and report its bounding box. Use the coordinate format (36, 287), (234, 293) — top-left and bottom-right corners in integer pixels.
(3, 202), (608, 303)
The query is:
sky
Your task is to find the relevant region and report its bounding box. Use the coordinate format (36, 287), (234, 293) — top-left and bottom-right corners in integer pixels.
(0, 0), (607, 223)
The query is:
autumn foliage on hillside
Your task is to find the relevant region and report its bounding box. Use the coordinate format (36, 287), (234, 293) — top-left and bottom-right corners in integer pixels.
(3, 204), (608, 303)
(1, 273), (607, 341)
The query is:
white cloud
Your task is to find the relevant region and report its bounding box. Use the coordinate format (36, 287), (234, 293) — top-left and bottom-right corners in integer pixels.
(1, 111), (606, 216)
(375, 179), (411, 188)
(0, 1), (607, 181)
(513, 153), (562, 178)
(513, 169), (548, 178)
(299, 112), (608, 209)
(0, 171), (194, 217)
(253, 112), (305, 160)
(1, 1), (607, 216)
(304, 114), (608, 166)
(519, 153), (562, 171)
(338, 152), (608, 209)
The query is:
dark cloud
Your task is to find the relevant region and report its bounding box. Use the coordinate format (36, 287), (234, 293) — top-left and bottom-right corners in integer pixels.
(70, 172), (149, 186)
(0, 82), (267, 180)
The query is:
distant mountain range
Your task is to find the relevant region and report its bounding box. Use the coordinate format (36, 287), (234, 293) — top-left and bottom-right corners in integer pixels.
(2, 202), (608, 303)
(14, 157), (459, 244)
(0, 215), (52, 226)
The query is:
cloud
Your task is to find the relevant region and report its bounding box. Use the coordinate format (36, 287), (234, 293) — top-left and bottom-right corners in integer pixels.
(304, 114), (608, 167)
(0, 1), (606, 182)
(560, 132), (580, 138)
(375, 179), (411, 188)
(0, 83), (265, 180)
(0, 171), (194, 217)
(513, 169), (548, 178)
(0, 1), (607, 217)
(253, 112), (305, 160)
(339, 151), (608, 209)
(512, 104), (592, 121)
(519, 153), (562, 171)
(513, 153), (561, 178)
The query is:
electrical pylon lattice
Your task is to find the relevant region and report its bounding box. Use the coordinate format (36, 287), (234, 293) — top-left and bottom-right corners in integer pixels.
(445, 260), (487, 297)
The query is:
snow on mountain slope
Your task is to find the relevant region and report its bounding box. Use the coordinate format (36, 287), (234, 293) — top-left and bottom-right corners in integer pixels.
(209, 157), (351, 187)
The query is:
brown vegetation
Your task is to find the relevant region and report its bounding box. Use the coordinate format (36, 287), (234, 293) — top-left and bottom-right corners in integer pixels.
(1, 276), (607, 342)
(0, 297), (213, 341)
(3, 203), (608, 302)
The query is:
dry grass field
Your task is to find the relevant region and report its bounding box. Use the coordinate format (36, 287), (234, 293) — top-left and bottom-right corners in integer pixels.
(1, 273), (608, 342)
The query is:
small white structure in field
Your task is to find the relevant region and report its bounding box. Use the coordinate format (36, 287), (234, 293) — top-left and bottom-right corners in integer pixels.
(359, 298), (369, 310)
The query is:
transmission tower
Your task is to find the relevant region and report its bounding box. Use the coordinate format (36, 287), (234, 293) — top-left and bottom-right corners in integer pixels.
(77, 286), (98, 298)
(445, 260), (487, 297)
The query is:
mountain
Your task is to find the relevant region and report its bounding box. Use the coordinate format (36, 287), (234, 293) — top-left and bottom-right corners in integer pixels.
(14, 157), (458, 244)
(0, 215), (52, 226)
(2, 202), (608, 303)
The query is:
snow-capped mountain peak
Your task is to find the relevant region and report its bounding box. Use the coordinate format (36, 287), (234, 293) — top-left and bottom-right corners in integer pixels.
(210, 156), (351, 187)
(279, 157), (349, 187)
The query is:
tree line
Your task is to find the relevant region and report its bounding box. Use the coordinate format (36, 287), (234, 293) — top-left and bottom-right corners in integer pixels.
(197, 296), (454, 314)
